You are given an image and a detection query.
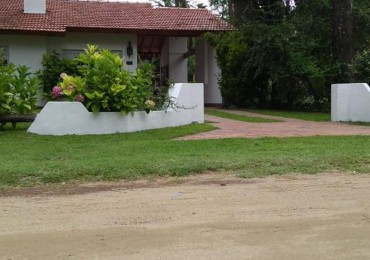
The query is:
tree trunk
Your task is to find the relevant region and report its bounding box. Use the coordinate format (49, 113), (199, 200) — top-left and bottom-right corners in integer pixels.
(175, 0), (187, 7)
(332, 0), (354, 64)
(285, 0), (291, 15)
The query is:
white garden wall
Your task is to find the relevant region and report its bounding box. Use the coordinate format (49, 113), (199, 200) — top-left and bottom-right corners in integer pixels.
(331, 83), (370, 122)
(28, 83), (204, 135)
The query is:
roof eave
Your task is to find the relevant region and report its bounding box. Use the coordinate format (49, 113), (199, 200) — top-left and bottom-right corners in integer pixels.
(65, 27), (231, 37)
(0, 29), (65, 36)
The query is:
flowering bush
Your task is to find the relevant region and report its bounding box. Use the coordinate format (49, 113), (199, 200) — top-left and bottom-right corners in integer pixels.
(52, 45), (158, 114)
(53, 73), (86, 102)
(38, 52), (80, 97)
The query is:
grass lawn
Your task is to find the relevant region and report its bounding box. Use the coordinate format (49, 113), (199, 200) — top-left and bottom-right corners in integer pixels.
(244, 109), (331, 121)
(205, 109), (281, 122)
(0, 122), (370, 188)
(347, 121), (370, 126)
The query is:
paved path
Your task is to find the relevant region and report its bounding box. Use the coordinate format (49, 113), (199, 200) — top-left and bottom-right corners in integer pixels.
(179, 110), (370, 140)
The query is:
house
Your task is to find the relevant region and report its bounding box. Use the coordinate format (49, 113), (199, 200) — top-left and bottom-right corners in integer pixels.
(0, 0), (231, 106)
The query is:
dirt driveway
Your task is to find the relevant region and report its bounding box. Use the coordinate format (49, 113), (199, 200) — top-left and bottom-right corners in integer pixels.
(1, 173), (370, 260)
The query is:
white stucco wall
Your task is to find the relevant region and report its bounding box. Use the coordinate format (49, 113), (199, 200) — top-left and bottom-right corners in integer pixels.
(1, 33), (138, 105)
(47, 33), (137, 73)
(0, 35), (46, 73)
(195, 38), (222, 106)
(160, 37), (188, 84)
(168, 37), (188, 83)
(28, 83), (204, 135)
(0, 33), (137, 73)
(206, 45), (222, 104)
(331, 83), (370, 122)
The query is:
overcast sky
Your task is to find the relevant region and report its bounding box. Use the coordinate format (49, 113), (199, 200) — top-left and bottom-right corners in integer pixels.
(115, 0), (210, 8)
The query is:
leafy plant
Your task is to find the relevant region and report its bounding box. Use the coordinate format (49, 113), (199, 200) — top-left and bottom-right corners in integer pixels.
(55, 73), (86, 102)
(37, 52), (80, 97)
(48, 45), (176, 114)
(75, 45), (152, 113)
(350, 40), (370, 84)
(0, 63), (39, 116)
(0, 48), (5, 65)
(0, 64), (14, 115)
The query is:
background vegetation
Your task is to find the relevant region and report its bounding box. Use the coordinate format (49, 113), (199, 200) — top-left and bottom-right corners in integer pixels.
(207, 0), (370, 112)
(39, 45), (171, 113)
(0, 55), (39, 116)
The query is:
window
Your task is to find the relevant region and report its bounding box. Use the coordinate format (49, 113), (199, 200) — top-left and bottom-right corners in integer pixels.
(61, 49), (123, 59)
(61, 49), (84, 59)
(0, 46), (9, 65)
(111, 50), (123, 57)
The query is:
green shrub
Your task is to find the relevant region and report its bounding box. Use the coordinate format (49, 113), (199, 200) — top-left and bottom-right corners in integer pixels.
(51, 45), (162, 114)
(351, 40), (370, 83)
(53, 73), (86, 102)
(75, 45), (153, 113)
(0, 64), (39, 116)
(37, 52), (79, 97)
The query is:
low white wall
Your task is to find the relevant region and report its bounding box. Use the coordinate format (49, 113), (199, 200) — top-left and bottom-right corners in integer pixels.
(331, 83), (370, 122)
(28, 83), (204, 135)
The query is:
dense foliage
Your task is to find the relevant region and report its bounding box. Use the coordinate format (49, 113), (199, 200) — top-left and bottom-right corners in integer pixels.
(209, 0), (370, 111)
(52, 45), (165, 114)
(351, 40), (370, 84)
(38, 52), (80, 96)
(0, 59), (39, 116)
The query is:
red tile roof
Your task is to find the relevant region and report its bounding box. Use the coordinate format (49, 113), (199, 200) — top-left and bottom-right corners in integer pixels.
(0, 0), (231, 36)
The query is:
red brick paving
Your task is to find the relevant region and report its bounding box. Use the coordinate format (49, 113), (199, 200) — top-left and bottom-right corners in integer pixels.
(178, 110), (370, 140)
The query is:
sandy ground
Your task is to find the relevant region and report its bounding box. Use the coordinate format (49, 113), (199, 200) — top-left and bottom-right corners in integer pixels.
(1, 173), (370, 260)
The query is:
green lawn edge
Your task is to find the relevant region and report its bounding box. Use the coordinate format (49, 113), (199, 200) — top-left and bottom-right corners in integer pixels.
(1, 122), (370, 188)
(243, 109), (330, 122)
(205, 109), (281, 123)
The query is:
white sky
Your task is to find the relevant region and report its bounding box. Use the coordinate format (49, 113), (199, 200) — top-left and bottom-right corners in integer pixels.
(114, 0), (210, 8)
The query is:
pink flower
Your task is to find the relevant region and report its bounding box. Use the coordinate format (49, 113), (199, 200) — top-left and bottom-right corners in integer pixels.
(52, 86), (62, 98)
(75, 94), (84, 103)
(67, 85), (73, 91)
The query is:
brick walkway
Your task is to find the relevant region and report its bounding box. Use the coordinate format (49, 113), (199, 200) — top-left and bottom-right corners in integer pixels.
(178, 110), (370, 140)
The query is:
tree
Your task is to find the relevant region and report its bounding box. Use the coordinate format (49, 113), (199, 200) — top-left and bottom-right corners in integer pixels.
(353, 0), (370, 51)
(209, 0), (336, 110)
(152, 0), (188, 7)
(332, 0), (354, 64)
(209, 0), (230, 20)
(209, 0), (368, 111)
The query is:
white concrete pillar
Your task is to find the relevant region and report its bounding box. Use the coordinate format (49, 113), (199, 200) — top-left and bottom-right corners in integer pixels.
(168, 37), (188, 83)
(195, 38), (222, 106)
